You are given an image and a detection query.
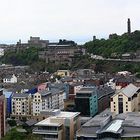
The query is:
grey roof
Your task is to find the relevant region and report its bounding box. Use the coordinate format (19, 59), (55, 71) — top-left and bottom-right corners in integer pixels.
(39, 89), (63, 97)
(4, 74), (14, 79)
(121, 84), (140, 97)
(77, 112), (111, 138)
(83, 114), (111, 127)
(97, 85), (115, 99)
(122, 112), (140, 127)
(114, 75), (135, 83)
(25, 120), (37, 126)
(70, 82), (84, 87)
(48, 83), (65, 90)
(12, 93), (29, 98)
(61, 77), (73, 82)
(77, 111), (140, 139)
(77, 87), (96, 94)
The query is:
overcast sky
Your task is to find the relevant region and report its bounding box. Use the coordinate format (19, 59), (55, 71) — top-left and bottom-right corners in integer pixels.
(0, 0), (140, 44)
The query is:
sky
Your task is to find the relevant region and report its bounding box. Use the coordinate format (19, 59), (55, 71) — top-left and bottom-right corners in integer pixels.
(0, 0), (140, 44)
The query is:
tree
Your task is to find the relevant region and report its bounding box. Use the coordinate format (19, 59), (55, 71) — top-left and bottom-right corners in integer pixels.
(8, 120), (17, 127)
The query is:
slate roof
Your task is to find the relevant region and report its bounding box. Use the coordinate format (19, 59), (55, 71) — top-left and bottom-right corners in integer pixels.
(25, 120), (37, 126)
(4, 74), (14, 79)
(12, 93), (29, 98)
(114, 75), (135, 83)
(39, 89), (63, 97)
(121, 84), (140, 97)
(97, 86), (115, 99)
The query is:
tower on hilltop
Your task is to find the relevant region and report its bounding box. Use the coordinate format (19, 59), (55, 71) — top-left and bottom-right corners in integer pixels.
(127, 18), (131, 34)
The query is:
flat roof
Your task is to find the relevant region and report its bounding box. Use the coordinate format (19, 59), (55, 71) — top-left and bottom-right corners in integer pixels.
(35, 118), (62, 127)
(56, 111), (80, 118)
(35, 111), (80, 126)
(77, 87), (96, 93)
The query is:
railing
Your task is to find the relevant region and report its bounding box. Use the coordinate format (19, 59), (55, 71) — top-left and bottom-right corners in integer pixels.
(33, 128), (58, 135)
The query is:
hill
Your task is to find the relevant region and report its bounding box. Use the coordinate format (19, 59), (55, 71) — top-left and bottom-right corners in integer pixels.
(85, 30), (140, 58)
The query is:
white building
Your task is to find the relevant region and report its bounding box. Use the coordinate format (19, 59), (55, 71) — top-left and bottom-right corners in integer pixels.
(3, 74), (17, 83)
(32, 89), (64, 116)
(0, 48), (4, 57)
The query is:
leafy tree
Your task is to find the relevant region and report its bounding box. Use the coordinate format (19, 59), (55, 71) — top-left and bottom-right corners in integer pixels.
(85, 30), (140, 58)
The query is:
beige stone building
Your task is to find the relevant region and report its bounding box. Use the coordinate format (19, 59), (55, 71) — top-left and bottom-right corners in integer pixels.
(11, 93), (32, 119)
(32, 89), (64, 117)
(111, 84), (140, 115)
(33, 110), (80, 140)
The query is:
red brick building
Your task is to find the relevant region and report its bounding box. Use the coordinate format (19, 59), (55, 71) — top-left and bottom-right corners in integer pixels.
(0, 90), (6, 139)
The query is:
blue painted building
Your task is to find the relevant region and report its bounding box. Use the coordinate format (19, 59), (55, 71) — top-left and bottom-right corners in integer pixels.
(3, 90), (13, 117)
(26, 87), (37, 95)
(75, 87), (98, 117)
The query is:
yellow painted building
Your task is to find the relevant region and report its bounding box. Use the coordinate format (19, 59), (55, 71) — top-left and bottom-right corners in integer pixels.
(111, 84), (140, 115)
(57, 70), (71, 77)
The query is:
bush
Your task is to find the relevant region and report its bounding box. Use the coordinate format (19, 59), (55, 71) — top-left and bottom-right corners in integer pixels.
(8, 120), (17, 127)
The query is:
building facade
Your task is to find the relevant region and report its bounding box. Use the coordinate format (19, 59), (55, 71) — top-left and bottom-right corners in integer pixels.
(76, 111), (140, 139)
(3, 91), (13, 117)
(111, 84), (140, 115)
(11, 93), (32, 119)
(0, 90), (6, 139)
(32, 89), (64, 116)
(39, 39), (84, 65)
(56, 70), (71, 77)
(33, 110), (80, 140)
(3, 74), (17, 83)
(75, 87), (98, 117)
(0, 48), (4, 57)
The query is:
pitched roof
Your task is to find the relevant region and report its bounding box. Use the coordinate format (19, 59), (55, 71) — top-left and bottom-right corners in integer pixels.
(4, 74), (14, 79)
(12, 93), (29, 98)
(121, 84), (140, 97)
(97, 86), (115, 99)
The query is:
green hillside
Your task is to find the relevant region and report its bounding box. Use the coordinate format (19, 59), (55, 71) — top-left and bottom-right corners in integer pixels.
(85, 30), (140, 58)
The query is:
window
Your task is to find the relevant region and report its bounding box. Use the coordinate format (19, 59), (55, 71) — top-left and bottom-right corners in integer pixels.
(126, 102), (128, 104)
(114, 109), (116, 111)
(126, 105), (128, 108)
(114, 102), (115, 104)
(114, 105), (115, 108)
(126, 109), (128, 111)
(128, 98), (131, 101)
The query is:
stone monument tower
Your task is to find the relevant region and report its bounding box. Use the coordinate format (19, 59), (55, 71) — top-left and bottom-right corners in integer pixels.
(127, 18), (131, 34)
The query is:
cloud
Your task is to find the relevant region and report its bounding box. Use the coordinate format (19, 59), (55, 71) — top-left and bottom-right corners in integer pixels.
(0, 0), (140, 43)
